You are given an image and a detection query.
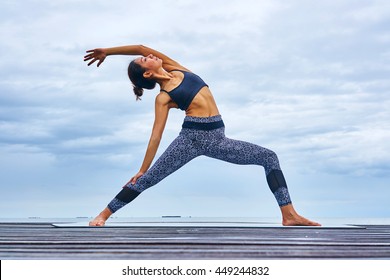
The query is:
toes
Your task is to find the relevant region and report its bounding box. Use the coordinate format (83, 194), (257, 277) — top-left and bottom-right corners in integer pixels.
(283, 217), (321, 226)
(89, 220), (105, 227)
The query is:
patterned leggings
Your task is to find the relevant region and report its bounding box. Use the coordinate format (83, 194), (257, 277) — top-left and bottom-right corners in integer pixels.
(107, 115), (292, 213)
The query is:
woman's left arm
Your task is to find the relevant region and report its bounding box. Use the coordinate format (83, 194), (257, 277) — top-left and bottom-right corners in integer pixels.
(129, 93), (171, 184)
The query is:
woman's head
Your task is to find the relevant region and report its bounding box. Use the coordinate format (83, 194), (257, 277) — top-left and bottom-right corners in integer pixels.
(128, 59), (157, 100)
(128, 54), (163, 100)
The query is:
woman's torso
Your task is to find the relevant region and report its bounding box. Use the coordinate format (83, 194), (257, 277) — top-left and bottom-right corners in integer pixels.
(185, 86), (220, 117)
(162, 70), (220, 117)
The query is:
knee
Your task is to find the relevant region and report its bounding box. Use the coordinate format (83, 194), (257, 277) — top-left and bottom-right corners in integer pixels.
(264, 149), (281, 172)
(266, 149), (279, 162)
(267, 149), (278, 160)
(128, 172), (158, 192)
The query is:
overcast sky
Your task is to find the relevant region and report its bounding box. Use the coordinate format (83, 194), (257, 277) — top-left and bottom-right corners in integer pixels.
(0, 0), (389, 220)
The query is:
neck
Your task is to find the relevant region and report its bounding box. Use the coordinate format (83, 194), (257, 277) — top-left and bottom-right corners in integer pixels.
(153, 68), (174, 87)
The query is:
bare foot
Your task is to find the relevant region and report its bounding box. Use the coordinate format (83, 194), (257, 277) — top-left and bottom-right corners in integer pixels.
(89, 216), (107, 226)
(89, 207), (112, 227)
(282, 214), (321, 226)
(280, 204), (321, 226)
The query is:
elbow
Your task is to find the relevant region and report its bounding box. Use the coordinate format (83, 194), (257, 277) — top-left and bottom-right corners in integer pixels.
(150, 134), (162, 144)
(139, 44), (148, 53)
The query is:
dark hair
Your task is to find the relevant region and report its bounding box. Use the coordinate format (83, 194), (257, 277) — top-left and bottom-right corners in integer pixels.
(128, 60), (156, 100)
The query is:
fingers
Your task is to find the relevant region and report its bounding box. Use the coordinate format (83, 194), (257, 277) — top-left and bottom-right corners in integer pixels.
(85, 57), (103, 67)
(87, 59), (94, 66)
(84, 54), (96, 62)
(130, 173), (143, 185)
(130, 177), (137, 185)
(126, 176), (137, 185)
(87, 58), (98, 66)
(83, 55), (93, 61)
(83, 50), (98, 65)
(84, 50), (96, 60)
(96, 58), (105, 67)
(122, 172), (144, 188)
(84, 54), (104, 67)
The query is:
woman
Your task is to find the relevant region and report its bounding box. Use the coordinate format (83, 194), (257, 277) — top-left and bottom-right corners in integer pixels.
(84, 45), (320, 226)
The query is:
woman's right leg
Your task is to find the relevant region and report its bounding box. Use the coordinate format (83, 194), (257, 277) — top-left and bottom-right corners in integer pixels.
(89, 133), (200, 226)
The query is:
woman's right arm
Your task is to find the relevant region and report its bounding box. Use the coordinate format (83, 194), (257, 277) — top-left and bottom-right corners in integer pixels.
(84, 45), (188, 71)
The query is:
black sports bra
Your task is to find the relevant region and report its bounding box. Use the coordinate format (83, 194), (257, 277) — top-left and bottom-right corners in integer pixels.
(160, 70), (208, 111)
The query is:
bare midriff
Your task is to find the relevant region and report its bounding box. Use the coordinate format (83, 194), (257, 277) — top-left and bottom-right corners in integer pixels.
(185, 87), (220, 117)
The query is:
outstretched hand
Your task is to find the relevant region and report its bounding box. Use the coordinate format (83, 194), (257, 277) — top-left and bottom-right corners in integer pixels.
(84, 48), (107, 67)
(124, 171), (145, 187)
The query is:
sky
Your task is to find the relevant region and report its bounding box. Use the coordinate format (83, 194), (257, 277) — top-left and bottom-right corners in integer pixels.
(0, 0), (389, 220)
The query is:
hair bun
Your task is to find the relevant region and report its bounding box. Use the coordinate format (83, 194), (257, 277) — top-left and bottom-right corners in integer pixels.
(133, 85), (144, 101)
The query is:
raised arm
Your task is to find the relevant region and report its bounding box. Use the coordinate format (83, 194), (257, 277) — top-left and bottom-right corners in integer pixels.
(84, 44), (188, 71)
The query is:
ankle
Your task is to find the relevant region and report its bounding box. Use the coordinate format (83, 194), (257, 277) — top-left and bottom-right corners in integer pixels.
(99, 207), (112, 220)
(280, 204), (300, 220)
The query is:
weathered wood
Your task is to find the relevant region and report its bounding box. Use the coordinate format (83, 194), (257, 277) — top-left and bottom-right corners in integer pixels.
(0, 222), (389, 259)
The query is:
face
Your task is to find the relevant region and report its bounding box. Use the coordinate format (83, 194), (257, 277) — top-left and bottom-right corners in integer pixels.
(135, 54), (162, 72)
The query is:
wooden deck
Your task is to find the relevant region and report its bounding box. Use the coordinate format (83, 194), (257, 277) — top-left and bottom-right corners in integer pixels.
(0, 222), (389, 259)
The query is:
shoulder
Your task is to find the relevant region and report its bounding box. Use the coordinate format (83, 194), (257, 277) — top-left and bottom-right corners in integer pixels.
(156, 92), (170, 103)
(156, 91), (179, 109)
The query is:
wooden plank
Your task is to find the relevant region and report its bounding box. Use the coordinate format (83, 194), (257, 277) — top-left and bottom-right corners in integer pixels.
(0, 222), (389, 259)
